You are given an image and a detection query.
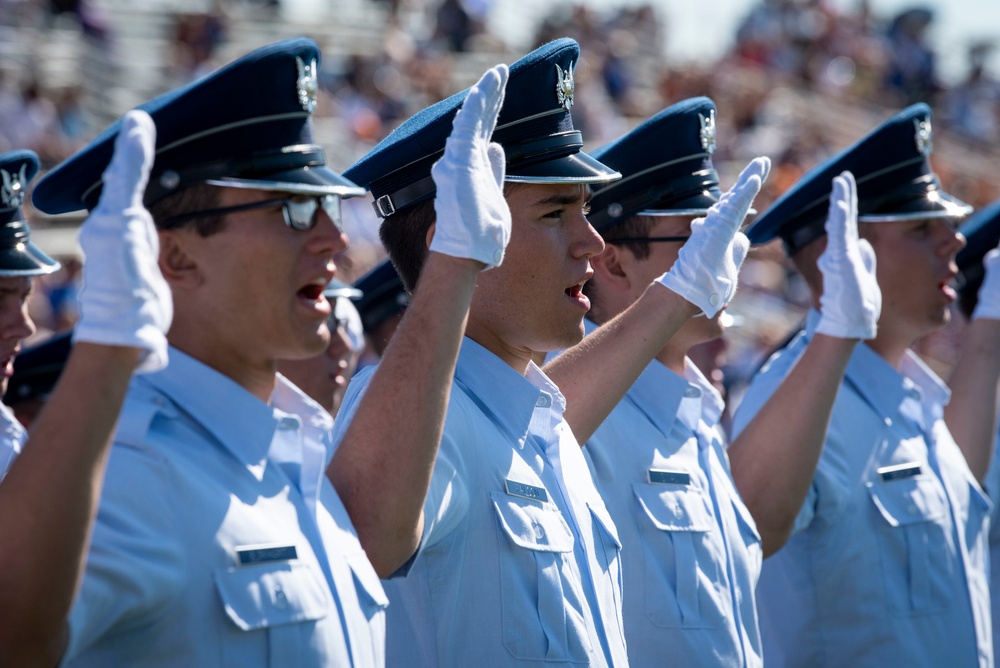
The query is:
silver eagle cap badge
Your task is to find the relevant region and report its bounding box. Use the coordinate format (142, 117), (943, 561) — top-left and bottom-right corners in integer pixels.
(914, 118), (932, 156)
(0, 164), (28, 209)
(296, 56), (318, 113)
(555, 62), (575, 111)
(699, 110), (717, 154)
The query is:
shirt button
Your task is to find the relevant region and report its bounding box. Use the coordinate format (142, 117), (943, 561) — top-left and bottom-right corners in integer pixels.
(493, 249), (504, 265)
(535, 393), (552, 408)
(709, 293), (720, 307)
(278, 417), (297, 430)
(673, 504), (684, 517)
(684, 387), (700, 399)
(532, 522), (545, 539)
(274, 585), (288, 610)
(884, 418), (893, 427)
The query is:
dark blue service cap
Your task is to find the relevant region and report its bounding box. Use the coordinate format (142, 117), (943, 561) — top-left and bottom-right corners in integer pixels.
(746, 103), (972, 254)
(345, 37), (621, 219)
(0, 150), (60, 277)
(587, 97), (724, 232)
(32, 37), (364, 215)
(955, 198), (1000, 300)
(353, 258), (408, 335)
(6, 330), (72, 405)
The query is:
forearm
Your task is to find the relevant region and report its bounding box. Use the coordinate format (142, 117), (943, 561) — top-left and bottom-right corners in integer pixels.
(328, 252), (480, 576)
(728, 334), (855, 556)
(945, 318), (1000, 481)
(544, 281), (698, 443)
(0, 343), (140, 666)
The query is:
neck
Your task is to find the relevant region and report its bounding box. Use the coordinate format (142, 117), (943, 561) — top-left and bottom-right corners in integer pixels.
(167, 324), (277, 403)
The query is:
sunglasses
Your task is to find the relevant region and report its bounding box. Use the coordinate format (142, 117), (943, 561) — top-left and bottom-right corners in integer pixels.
(161, 194), (343, 231)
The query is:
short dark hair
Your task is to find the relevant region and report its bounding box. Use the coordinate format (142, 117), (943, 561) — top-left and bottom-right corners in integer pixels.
(379, 198), (436, 294)
(147, 183), (226, 237)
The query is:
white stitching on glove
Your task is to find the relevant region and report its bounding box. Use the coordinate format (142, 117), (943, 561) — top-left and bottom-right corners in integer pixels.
(73, 109), (172, 372)
(656, 157), (770, 318)
(429, 64), (511, 269)
(973, 246), (1000, 321)
(816, 171), (881, 339)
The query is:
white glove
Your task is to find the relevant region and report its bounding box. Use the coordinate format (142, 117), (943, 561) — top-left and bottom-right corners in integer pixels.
(657, 157), (770, 317)
(73, 110), (172, 373)
(430, 64), (511, 269)
(973, 246), (1000, 320)
(816, 171), (881, 339)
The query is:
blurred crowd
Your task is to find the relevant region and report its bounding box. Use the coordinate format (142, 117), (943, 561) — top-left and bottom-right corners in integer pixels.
(2, 0), (998, 415)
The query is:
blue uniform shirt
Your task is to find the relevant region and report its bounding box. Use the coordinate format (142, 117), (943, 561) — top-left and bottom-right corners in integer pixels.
(333, 336), (628, 667)
(0, 401), (26, 479)
(980, 429), (1000, 668)
(64, 348), (388, 667)
(581, 322), (762, 667)
(733, 310), (993, 668)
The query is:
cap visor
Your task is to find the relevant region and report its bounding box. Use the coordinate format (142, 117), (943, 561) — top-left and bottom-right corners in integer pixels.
(0, 242), (62, 277)
(207, 164), (366, 198)
(506, 151), (621, 185)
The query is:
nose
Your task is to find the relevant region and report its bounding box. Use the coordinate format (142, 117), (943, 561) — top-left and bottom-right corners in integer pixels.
(938, 220), (966, 257)
(326, 322), (352, 360)
(309, 204), (350, 256)
(572, 216), (606, 260)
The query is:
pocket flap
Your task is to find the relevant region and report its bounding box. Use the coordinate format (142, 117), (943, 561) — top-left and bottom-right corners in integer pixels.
(632, 482), (714, 532)
(350, 557), (389, 612)
(867, 476), (947, 527)
(215, 561), (330, 631)
(491, 490), (574, 552)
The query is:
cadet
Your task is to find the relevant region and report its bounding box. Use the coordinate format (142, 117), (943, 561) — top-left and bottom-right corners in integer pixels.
(563, 97), (879, 667)
(734, 104), (994, 667)
(335, 38), (766, 667)
(954, 199), (1000, 668)
(29, 37), (511, 665)
(0, 140), (173, 663)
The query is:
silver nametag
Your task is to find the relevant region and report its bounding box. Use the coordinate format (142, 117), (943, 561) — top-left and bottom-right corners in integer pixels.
(505, 479), (548, 502)
(236, 543), (298, 566)
(648, 469), (691, 485)
(877, 462), (922, 482)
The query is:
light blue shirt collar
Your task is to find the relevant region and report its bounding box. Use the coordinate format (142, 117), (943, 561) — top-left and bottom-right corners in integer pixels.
(140, 347), (281, 476)
(456, 336), (561, 446)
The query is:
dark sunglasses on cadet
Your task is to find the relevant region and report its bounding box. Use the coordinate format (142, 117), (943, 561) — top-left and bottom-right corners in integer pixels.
(161, 194), (342, 231)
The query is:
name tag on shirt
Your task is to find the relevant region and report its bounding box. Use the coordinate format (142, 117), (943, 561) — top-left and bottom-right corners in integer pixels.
(505, 479), (548, 503)
(236, 543), (298, 566)
(877, 462), (922, 482)
(647, 469), (691, 486)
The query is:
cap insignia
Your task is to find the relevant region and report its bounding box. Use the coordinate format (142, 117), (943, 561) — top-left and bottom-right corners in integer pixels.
(555, 62), (575, 111)
(699, 110), (717, 154)
(296, 56), (318, 114)
(0, 164), (27, 209)
(914, 118), (932, 156)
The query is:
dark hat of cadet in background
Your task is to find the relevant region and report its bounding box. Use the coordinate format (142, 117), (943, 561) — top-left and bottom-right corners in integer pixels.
(352, 258), (408, 338)
(586, 97), (728, 232)
(344, 37), (621, 220)
(6, 330), (71, 407)
(0, 150), (60, 276)
(955, 198), (1000, 317)
(745, 103), (972, 255)
(31, 37), (364, 216)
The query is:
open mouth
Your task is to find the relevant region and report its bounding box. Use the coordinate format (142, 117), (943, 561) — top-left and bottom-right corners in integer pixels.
(565, 282), (590, 310)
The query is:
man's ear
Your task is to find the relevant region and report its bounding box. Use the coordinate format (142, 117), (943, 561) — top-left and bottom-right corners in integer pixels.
(158, 229), (202, 288)
(425, 222), (436, 250)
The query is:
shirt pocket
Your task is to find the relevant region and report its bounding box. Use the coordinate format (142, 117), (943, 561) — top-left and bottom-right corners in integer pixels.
(866, 475), (955, 615)
(632, 482), (727, 629)
(347, 550), (389, 665)
(490, 490), (591, 664)
(214, 561), (331, 667)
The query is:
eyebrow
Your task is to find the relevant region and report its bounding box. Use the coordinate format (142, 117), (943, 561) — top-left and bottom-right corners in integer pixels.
(532, 187), (592, 208)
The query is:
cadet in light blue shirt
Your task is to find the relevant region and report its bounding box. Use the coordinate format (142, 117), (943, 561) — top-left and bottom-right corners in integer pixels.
(735, 104), (996, 667)
(561, 99), (879, 667)
(954, 197), (1000, 668)
(28, 37), (510, 665)
(342, 38), (770, 666)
